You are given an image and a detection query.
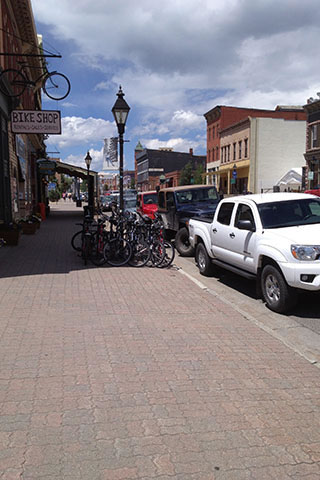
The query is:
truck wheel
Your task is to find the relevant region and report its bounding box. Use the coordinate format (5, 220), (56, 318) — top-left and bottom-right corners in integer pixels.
(196, 243), (214, 276)
(175, 227), (195, 257)
(261, 264), (296, 314)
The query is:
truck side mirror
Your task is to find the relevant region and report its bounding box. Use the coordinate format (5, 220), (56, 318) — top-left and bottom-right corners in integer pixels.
(237, 219), (256, 232)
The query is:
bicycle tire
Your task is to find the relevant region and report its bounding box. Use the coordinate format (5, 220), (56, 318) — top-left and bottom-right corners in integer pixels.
(71, 230), (83, 251)
(0, 69), (27, 97)
(82, 234), (91, 265)
(150, 240), (166, 266)
(43, 72), (71, 100)
(128, 238), (151, 267)
(157, 240), (175, 268)
(104, 237), (132, 267)
(90, 234), (108, 266)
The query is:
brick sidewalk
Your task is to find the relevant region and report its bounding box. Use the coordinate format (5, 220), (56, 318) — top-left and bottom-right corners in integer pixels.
(0, 202), (320, 479)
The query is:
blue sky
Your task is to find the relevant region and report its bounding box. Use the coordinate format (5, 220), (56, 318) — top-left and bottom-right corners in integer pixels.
(31, 0), (320, 174)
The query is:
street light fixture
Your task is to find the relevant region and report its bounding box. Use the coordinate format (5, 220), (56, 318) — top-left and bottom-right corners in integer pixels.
(112, 86), (130, 211)
(84, 151), (92, 215)
(159, 174), (166, 185)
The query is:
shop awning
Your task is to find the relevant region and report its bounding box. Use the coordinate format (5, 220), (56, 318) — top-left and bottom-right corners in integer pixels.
(54, 160), (97, 180)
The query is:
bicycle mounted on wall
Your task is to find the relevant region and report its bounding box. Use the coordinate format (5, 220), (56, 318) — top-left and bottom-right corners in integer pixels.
(0, 61), (71, 100)
(0, 32), (71, 101)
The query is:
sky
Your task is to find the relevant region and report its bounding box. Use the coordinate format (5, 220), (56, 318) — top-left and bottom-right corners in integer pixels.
(31, 0), (320, 174)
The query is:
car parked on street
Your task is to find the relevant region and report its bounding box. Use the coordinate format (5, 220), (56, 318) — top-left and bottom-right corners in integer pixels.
(158, 184), (221, 256)
(136, 191), (158, 219)
(304, 185), (320, 197)
(101, 194), (119, 211)
(189, 192), (320, 313)
(123, 197), (137, 213)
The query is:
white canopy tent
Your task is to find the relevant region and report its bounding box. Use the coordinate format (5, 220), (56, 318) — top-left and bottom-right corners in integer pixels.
(276, 168), (302, 192)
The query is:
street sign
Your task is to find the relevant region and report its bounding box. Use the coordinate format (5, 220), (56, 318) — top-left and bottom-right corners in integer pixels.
(48, 182), (56, 191)
(232, 169), (237, 178)
(231, 178), (236, 184)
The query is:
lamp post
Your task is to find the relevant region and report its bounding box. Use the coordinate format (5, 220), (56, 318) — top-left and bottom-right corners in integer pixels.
(84, 151), (92, 216)
(112, 86), (130, 211)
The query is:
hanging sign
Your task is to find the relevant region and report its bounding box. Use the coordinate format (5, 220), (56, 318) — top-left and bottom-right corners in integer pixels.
(11, 110), (61, 134)
(37, 158), (56, 175)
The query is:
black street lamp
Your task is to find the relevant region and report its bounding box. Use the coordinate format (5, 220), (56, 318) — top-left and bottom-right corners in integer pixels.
(112, 86), (130, 211)
(84, 151), (92, 215)
(156, 174), (166, 192)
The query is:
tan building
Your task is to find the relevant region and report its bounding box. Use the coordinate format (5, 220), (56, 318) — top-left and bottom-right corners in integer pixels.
(216, 115), (306, 195)
(204, 105), (307, 192)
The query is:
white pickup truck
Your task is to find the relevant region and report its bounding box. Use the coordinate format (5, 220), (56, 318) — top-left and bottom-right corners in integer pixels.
(189, 192), (320, 313)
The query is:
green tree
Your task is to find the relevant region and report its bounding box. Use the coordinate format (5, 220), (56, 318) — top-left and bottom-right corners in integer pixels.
(194, 164), (205, 185)
(179, 162), (193, 186)
(80, 179), (88, 193)
(49, 189), (60, 202)
(60, 174), (73, 193)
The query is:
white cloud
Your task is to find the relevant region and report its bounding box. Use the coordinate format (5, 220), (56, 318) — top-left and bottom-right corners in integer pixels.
(171, 110), (204, 130)
(32, 0), (320, 166)
(61, 102), (77, 108)
(64, 148), (103, 172)
(46, 116), (116, 149)
(144, 137), (205, 154)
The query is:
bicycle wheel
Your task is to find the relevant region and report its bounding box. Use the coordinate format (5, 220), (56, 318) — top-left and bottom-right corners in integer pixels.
(150, 240), (166, 266)
(90, 235), (108, 266)
(43, 72), (71, 100)
(0, 69), (27, 97)
(104, 237), (132, 267)
(128, 238), (151, 267)
(157, 240), (175, 268)
(71, 230), (83, 251)
(82, 234), (91, 266)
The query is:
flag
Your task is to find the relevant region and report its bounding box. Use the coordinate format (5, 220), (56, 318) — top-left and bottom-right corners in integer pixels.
(103, 137), (118, 170)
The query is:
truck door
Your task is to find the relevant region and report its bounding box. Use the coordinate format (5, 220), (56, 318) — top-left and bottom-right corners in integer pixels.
(165, 192), (178, 230)
(231, 203), (257, 272)
(211, 202), (237, 264)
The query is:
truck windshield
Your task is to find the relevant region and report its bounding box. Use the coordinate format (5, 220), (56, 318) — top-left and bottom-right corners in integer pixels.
(258, 198), (320, 228)
(176, 187), (218, 204)
(143, 193), (158, 205)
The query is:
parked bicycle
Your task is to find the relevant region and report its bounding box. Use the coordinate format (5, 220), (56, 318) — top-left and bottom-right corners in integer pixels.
(71, 207), (175, 269)
(0, 61), (71, 100)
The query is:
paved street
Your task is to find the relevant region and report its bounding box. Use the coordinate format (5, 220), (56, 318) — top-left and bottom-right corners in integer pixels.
(174, 256), (320, 367)
(0, 202), (320, 479)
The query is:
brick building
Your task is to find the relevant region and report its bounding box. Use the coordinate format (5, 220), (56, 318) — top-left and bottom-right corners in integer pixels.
(135, 144), (206, 191)
(0, 0), (46, 224)
(204, 105), (306, 192)
(303, 98), (320, 190)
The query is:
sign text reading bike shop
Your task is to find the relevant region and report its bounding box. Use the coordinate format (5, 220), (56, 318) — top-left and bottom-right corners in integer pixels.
(11, 110), (61, 134)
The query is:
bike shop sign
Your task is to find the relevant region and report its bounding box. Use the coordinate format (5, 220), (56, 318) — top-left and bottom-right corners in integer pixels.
(11, 110), (61, 134)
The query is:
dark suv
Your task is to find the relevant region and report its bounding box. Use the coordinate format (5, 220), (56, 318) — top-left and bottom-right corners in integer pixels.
(158, 185), (221, 256)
